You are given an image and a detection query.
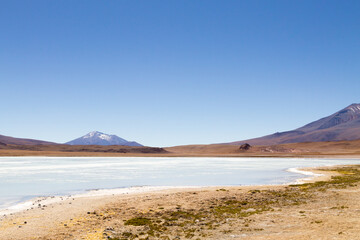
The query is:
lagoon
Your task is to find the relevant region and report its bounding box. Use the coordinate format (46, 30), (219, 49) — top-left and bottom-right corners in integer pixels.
(1, 157), (360, 210)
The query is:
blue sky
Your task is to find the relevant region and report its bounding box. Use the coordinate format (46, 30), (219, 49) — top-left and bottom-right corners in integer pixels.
(1, 0), (359, 147)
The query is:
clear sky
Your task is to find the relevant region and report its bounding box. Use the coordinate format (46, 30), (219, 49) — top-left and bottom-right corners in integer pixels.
(1, 0), (359, 147)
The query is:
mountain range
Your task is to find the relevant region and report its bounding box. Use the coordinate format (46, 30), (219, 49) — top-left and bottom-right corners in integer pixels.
(225, 103), (360, 146)
(0, 131), (142, 147)
(66, 131), (143, 146)
(1, 104), (360, 147)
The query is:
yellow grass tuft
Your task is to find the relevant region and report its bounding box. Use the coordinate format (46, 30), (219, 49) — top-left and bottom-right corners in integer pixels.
(83, 228), (104, 240)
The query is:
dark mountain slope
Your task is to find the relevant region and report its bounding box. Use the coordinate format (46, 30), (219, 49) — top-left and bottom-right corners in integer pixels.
(225, 103), (360, 146)
(0, 134), (56, 145)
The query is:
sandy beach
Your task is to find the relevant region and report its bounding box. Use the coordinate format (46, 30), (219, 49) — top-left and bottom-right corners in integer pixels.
(1, 165), (359, 239)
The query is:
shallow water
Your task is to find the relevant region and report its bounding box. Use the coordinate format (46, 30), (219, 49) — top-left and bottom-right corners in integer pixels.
(0, 157), (360, 210)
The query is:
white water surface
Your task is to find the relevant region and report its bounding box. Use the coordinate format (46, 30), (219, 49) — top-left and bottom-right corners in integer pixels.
(1, 157), (360, 212)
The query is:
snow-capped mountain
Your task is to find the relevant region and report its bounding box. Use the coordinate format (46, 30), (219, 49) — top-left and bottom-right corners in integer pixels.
(66, 131), (143, 146)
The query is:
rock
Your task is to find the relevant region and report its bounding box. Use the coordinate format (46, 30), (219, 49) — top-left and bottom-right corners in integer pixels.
(239, 143), (251, 151)
(243, 208), (256, 213)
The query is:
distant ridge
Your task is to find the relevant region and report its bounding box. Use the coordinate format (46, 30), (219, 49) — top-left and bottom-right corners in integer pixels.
(0, 134), (56, 145)
(225, 103), (360, 146)
(66, 131), (143, 146)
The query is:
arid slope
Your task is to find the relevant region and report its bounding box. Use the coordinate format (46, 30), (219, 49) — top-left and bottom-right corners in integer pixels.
(1, 139), (360, 157)
(225, 103), (360, 146)
(0, 134), (56, 145)
(166, 139), (360, 157)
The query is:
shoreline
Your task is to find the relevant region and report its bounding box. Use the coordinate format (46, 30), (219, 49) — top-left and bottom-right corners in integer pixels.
(2, 154), (360, 159)
(0, 163), (336, 217)
(1, 164), (358, 239)
(0, 186), (204, 217)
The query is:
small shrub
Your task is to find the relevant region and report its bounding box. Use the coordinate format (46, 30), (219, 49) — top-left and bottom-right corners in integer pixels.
(124, 217), (151, 226)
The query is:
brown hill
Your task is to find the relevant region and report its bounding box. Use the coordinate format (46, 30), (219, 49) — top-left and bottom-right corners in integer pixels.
(0, 144), (168, 156)
(0, 134), (57, 145)
(0, 140), (360, 157)
(166, 139), (360, 157)
(225, 103), (360, 146)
